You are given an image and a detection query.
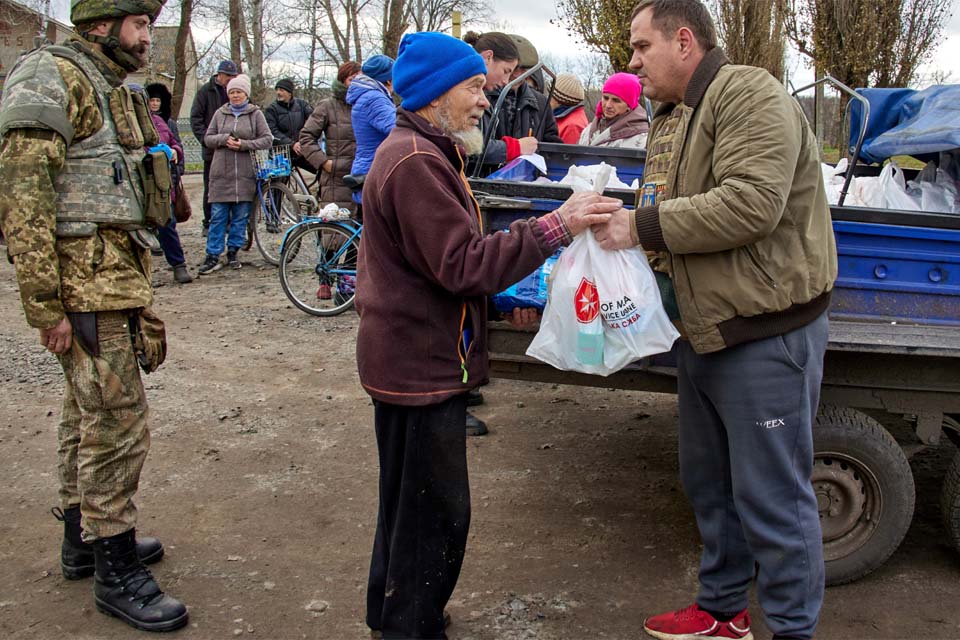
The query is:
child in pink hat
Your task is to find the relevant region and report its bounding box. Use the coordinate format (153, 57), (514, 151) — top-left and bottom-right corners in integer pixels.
(579, 72), (649, 149)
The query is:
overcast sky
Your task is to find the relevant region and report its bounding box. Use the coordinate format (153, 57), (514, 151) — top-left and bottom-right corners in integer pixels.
(489, 0), (960, 89)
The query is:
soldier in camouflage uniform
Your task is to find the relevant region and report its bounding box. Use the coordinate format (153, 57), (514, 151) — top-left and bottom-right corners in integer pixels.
(0, 0), (187, 632)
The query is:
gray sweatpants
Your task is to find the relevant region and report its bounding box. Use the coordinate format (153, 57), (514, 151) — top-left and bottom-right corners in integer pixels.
(676, 311), (828, 639)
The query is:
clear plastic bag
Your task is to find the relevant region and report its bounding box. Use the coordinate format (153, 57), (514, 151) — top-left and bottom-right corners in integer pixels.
(526, 229), (680, 376)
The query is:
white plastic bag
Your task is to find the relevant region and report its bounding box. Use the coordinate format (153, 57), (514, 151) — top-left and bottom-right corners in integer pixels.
(878, 162), (921, 211)
(526, 229), (680, 376)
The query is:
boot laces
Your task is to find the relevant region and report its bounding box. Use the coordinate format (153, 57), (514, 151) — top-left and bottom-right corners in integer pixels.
(108, 543), (164, 607)
(116, 563), (165, 607)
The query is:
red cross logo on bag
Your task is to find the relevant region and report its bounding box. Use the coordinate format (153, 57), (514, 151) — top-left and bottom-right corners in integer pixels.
(574, 277), (600, 324)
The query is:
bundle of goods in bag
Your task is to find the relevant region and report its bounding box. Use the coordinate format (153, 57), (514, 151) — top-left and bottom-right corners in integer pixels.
(526, 229), (679, 376)
(491, 249), (561, 313)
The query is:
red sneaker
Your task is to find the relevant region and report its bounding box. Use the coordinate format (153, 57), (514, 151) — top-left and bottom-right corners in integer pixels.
(644, 604), (753, 640)
(316, 284), (332, 300)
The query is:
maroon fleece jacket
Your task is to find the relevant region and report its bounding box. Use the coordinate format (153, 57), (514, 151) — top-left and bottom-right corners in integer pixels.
(356, 110), (558, 406)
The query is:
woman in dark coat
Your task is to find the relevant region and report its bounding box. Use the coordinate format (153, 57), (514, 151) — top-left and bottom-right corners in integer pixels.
(299, 61), (360, 212)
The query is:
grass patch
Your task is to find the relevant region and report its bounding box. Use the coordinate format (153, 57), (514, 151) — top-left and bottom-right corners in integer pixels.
(821, 145), (926, 169)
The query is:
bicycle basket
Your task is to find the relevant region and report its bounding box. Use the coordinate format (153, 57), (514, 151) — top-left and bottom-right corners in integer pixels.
(251, 145), (292, 180)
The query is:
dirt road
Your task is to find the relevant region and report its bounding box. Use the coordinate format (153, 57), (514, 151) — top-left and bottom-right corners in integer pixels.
(2, 175), (960, 639)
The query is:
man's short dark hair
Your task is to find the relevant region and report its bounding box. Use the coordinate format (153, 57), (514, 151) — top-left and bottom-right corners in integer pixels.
(632, 0), (718, 52)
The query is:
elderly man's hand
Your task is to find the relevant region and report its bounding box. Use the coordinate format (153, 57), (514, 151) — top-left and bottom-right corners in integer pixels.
(504, 307), (540, 329)
(592, 207), (636, 250)
(556, 191), (622, 236)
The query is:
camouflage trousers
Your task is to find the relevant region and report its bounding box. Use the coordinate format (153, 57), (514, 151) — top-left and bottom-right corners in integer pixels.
(56, 310), (150, 542)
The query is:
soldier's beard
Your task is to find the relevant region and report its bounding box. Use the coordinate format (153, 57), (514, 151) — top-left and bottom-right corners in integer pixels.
(115, 41), (149, 71)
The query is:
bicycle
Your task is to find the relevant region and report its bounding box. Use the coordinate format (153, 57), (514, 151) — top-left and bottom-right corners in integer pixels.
(248, 145), (320, 265)
(278, 174), (364, 316)
(279, 212), (360, 316)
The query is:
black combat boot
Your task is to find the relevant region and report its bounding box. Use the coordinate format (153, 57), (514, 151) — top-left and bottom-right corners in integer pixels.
(52, 506), (164, 580)
(93, 529), (188, 632)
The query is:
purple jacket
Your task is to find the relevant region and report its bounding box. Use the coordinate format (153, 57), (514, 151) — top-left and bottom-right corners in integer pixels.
(149, 113), (183, 202)
(356, 110), (563, 406)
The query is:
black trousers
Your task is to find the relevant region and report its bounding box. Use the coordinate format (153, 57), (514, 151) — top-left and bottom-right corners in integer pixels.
(367, 395), (469, 640)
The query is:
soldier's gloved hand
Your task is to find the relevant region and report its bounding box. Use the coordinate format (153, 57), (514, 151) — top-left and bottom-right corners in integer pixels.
(40, 317), (72, 354)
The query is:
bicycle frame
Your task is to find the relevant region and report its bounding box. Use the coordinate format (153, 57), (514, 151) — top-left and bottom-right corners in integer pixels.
(279, 216), (360, 257)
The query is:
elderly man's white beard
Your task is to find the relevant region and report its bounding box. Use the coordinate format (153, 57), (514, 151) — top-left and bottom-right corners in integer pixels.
(437, 103), (485, 155)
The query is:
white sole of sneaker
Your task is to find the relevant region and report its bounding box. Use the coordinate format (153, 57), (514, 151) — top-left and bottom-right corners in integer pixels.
(643, 628), (754, 640)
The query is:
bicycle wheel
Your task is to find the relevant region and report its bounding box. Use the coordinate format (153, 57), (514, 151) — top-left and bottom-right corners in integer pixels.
(254, 182), (301, 265)
(279, 221), (360, 317)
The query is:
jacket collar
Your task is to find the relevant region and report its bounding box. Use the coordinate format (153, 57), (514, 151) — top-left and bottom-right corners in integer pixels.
(652, 47), (729, 119)
(396, 109), (465, 172)
(683, 47), (729, 109)
(219, 102), (257, 115)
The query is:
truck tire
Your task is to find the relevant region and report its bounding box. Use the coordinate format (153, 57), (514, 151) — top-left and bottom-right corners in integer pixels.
(940, 448), (960, 555)
(814, 405), (915, 586)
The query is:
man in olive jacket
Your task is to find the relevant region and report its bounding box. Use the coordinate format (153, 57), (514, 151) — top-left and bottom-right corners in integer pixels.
(357, 31), (620, 640)
(594, 2), (837, 640)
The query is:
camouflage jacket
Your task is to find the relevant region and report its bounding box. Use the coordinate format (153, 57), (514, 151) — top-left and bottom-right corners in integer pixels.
(0, 36), (152, 329)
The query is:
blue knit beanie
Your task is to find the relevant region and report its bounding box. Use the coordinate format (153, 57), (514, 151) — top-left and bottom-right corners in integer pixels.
(393, 32), (488, 112)
(362, 55), (394, 83)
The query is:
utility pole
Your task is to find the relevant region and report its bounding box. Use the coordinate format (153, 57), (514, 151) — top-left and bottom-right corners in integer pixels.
(452, 11), (462, 39)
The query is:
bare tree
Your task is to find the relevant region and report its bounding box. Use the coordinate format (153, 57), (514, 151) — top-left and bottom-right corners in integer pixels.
(786, 0), (952, 146)
(407, 0), (492, 33)
(381, 0), (408, 58)
(554, 0), (636, 72)
(228, 0), (243, 64)
(239, 0), (266, 103)
(280, 0), (371, 90)
(711, 0), (788, 80)
(171, 0), (195, 119)
(786, 0), (953, 89)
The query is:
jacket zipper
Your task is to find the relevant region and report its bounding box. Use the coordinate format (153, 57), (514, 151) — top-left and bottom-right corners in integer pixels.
(454, 147), (483, 383)
(232, 114), (240, 201)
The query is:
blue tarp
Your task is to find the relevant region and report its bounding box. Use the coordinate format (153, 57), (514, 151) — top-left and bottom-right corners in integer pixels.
(849, 85), (960, 164)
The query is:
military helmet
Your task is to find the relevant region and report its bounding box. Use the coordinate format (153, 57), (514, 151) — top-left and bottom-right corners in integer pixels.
(71, 0), (165, 25)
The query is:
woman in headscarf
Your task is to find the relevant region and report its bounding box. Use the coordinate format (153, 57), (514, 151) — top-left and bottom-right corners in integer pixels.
(144, 82), (192, 283)
(578, 72), (649, 149)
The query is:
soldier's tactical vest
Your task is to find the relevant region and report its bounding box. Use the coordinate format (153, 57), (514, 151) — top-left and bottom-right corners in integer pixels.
(0, 43), (158, 238)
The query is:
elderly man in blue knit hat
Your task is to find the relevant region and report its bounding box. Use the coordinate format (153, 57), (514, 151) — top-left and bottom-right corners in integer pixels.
(356, 31), (621, 640)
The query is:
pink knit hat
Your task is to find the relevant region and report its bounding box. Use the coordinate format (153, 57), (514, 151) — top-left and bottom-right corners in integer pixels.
(596, 72), (642, 117)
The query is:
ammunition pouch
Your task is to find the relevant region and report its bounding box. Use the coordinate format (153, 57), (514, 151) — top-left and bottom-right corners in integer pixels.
(109, 85), (158, 150)
(141, 149), (172, 228)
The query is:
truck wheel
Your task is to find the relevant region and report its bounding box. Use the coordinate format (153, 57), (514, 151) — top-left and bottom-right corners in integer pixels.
(940, 448), (960, 555)
(814, 406), (915, 586)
